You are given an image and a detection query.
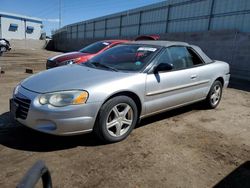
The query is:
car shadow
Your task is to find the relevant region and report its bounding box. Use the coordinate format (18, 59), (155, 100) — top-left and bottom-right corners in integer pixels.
(138, 102), (206, 128)
(214, 161), (250, 188)
(0, 112), (102, 152)
(0, 102), (206, 152)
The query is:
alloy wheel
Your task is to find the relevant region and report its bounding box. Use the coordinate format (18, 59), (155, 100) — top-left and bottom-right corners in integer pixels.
(210, 85), (221, 106)
(106, 103), (133, 137)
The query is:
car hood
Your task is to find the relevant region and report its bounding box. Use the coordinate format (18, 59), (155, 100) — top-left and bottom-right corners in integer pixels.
(49, 51), (91, 62)
(21, 65), (134, 93)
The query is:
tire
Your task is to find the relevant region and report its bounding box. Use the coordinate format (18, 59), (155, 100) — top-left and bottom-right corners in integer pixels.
(205, 80), (223, 109)
(94, 96), (138, 143)
(0, 46), (7, 52)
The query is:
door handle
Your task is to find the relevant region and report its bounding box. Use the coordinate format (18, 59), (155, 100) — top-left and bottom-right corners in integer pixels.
(190, 75), (197, 79)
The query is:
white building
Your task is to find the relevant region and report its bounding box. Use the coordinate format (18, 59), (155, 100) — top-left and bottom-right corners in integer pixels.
(0, 12), (43, 40)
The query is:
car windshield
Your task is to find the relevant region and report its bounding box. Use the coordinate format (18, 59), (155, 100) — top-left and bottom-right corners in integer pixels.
(82, 44), (160, 72)
(79, 41), (111, 54)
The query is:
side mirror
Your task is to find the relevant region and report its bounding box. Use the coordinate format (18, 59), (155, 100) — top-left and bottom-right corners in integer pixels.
(154, 63), (173, 72)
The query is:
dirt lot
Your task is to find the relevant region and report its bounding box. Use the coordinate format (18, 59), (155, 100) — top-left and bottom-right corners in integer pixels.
(0, 49), (250, 188)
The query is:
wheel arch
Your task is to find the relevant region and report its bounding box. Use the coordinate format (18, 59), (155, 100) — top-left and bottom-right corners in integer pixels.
(215, 77), (224, 86)
(102, 91), (142, 117)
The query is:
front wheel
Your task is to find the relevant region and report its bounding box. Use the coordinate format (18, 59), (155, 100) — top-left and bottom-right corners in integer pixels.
(94, 96), (138, 143)
(0, 46), (7, 53)
(205, 80), (223, 109)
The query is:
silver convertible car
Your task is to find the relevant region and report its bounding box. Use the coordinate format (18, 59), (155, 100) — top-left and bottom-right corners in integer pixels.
(10, 41), (230, 142)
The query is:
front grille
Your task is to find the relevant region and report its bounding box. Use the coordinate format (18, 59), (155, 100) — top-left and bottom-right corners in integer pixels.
(46, 60), (57, 69)
(14, 96), (31, 120)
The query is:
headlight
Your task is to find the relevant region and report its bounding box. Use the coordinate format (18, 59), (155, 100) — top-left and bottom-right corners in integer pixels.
(62, 57), (81, 65)
(67, 60), (75, 65)
(39, 90), (88, 107)
(61, 60), (74, 65)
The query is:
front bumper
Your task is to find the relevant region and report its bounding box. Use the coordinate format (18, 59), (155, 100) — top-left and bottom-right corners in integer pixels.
(11, 86), (101, 136)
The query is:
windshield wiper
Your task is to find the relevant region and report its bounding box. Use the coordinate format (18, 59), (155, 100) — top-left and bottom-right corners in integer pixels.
(91, 62), (118, 72)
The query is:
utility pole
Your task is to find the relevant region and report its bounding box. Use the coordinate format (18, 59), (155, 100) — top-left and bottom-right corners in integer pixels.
(59, 0), (62, 29)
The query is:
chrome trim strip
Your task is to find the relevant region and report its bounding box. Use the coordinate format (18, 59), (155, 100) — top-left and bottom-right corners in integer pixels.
(146, 80), (210, 96)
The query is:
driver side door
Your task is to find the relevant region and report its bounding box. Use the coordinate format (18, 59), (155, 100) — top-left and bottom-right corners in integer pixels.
(145, 46), (201, 115)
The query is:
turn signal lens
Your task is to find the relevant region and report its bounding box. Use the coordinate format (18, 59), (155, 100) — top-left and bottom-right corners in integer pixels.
(73, 91), (88, 104)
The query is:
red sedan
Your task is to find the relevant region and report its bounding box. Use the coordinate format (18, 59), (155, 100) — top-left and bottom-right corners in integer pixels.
(46, 40), (128, 69)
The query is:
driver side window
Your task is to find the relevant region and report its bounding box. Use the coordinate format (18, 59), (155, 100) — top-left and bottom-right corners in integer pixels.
(168, 47), (191, 70)
(158, 49), (172, 65)
(158, 46), (203, 71)
(158, 47), (188, 70)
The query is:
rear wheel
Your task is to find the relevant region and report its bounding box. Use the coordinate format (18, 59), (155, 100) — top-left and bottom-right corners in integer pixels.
(94, 96), (138, 143)
(205, 80), (223, 109)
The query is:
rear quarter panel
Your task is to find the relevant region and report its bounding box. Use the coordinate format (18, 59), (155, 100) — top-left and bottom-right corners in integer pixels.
(199, 61), (230, 95)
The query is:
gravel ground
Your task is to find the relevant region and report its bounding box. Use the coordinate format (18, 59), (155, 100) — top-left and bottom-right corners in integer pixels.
(0, 49), (250, 188)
